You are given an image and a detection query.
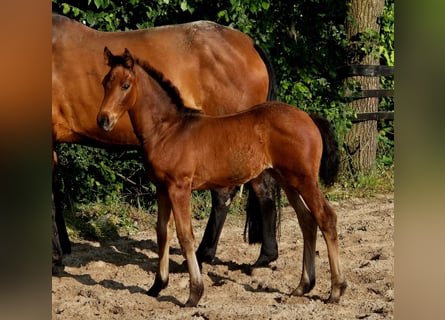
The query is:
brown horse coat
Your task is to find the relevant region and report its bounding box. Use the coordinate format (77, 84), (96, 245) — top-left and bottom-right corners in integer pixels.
(52, 14), (269, 146)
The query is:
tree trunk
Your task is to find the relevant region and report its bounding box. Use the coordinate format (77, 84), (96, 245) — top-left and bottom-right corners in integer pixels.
(343, 0), (384, 175)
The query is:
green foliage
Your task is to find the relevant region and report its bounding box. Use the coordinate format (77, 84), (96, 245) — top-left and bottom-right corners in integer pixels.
(55, 144), (156, 211)
(376, 0), (394, 167)
(379, 0), (395, 66)
(52, 0), (394, 224)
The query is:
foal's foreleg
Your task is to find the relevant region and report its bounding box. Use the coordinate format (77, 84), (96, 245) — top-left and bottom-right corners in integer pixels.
(147, 189), (173, 297)
(168, 182), (203, 307)
(284, 188), (318, 296)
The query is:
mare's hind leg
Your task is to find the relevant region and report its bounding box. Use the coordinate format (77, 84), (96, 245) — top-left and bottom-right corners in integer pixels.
(196, 187), (239, 266)
(284, 188), (317, 295)
(247, 171), (279, 268)
(147, 188), (174, 297)
(292, 181), (347, 303)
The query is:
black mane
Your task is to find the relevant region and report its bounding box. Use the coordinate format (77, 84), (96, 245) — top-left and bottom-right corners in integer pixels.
(135, 58), (202, 116)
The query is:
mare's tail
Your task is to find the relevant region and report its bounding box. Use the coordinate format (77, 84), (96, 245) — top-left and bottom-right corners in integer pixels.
(244, 45), (279, 245)
(310, 114), (340, 186)
(254, 44), (277, 101)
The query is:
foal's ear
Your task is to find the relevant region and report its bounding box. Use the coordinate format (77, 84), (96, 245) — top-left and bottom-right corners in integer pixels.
(123, 48), (134, 69)
(104, 46), (113, 66)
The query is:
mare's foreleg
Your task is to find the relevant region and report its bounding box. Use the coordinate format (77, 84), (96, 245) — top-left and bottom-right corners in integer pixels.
(196, 187), (239, 266)
(147, 188), (174, 297)
(52, 193), (64, 275)
(168, 182), (203, 307)
(248, 171), (279, 268)
(53, 162), (71, 254)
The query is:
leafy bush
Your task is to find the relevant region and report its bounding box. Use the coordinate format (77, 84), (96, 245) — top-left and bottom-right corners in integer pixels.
(54, 144), (156, 210)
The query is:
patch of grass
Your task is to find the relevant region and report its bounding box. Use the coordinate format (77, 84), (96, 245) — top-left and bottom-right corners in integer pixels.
(65, 189), (247, 241)
(325, 164), (394, 201)
(65, 201), (155, 241)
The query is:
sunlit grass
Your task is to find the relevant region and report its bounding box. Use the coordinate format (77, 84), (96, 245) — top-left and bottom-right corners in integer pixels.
(325, 164), (394, 200)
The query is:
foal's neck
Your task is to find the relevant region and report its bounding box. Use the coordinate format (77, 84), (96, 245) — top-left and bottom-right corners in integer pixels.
(131, 63), (198, 142)
(137, 61), (198, 117)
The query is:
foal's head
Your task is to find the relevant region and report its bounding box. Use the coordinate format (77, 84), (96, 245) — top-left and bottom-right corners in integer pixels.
(97, 47), (192, 132)
(97, 47), (138, 131)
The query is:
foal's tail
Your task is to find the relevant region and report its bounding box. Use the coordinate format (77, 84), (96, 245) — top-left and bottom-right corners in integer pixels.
(310, 114), (340, 186)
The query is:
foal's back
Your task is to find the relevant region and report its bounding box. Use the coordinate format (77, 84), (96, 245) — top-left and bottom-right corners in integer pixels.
(194, 102), (321, 153)
(172, 102), (323, 189)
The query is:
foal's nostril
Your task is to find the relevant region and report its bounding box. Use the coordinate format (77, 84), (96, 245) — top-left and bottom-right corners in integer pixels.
(97, 114), (110, 130)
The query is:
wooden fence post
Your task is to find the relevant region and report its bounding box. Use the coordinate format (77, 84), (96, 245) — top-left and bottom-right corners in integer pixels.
(339, 64), (394, 176)
(343, 0), (385, 175)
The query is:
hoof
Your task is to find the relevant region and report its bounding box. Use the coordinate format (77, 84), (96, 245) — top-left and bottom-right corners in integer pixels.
(146, 286), (160, 297)
(196, 250), (215, 266)
(184, 284), (204, 307)
(325, 281), (347, 304)
(291, 279), (316, 296)
(147, 277), (168, 297)
(251, 253), (278, 269)
(52, 262), (65, 276)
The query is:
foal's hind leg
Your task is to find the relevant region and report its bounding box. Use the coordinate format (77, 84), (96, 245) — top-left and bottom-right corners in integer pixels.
(284, 188), (318, 295)
(196, 187), (239, 266)
(295, 181), (347, 303)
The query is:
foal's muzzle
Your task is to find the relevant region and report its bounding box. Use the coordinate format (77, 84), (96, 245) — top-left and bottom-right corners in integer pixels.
(97, 114), (113, 131)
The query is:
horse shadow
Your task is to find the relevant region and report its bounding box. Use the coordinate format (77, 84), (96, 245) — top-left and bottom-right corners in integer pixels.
(54, 236), (288, 306)
(55, 236), (187, 299)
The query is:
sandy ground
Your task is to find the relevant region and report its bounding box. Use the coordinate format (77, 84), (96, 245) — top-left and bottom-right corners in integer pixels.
(52, 193), (394, 319)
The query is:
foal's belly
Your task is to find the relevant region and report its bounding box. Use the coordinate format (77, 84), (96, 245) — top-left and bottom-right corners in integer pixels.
(191, 148), (271, 190)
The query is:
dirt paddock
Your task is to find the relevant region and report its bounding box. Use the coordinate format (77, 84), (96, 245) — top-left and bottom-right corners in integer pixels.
(52, 193), (394, 319)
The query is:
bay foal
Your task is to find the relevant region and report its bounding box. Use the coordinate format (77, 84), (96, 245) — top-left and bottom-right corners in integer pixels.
(97, 48), (347, 307)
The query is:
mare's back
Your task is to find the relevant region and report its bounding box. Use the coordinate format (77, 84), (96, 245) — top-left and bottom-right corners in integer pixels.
(52, 15), (269, 145)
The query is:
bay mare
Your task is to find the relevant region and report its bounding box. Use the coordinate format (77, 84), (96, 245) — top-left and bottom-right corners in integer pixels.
(52, 14), (279, 271)
(96, 48), (346, 307)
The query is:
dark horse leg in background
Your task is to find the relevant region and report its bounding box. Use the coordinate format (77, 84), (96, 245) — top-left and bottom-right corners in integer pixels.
(196, 187), (239, 266)
(52, 192), (64, 274)
(196, 44), (279, 268)
(53, 167), (72, 255)
(52, 155), (72, 274)
(245, 171), (279, 267)
(195, 173), (279, 268)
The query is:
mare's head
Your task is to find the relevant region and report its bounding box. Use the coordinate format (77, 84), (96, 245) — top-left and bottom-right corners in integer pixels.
(97, 47), (137, 131)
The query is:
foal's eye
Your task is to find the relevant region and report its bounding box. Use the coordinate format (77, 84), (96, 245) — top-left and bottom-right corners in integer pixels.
(121, 83), (130, 90)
